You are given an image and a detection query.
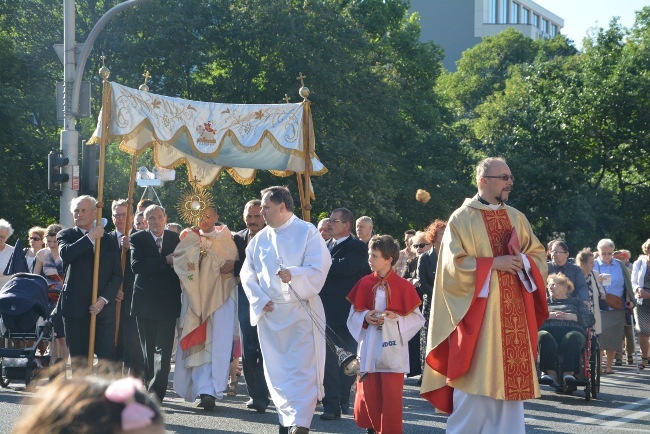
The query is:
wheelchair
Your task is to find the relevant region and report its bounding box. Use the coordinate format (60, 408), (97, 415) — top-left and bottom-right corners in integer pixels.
(538, 326), (600, 401)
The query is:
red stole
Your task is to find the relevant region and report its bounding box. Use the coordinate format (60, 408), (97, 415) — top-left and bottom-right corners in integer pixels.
(422, 209), (548, 414)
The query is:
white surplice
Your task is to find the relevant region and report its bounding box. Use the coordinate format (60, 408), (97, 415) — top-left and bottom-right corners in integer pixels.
(347, 288), (425, 374)
(241, 214), (332, 428)
(174, 229), (237, 401)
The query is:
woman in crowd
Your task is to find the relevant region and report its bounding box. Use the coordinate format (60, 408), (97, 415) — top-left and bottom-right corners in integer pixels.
(547, 240), (589, 302)
(539, 273), (595, 388)
(417, 220), (446, 376)
(32, 224), (68, 363)
(594, 238), (634, 374)
(403, 231), (427, 285)
(632, 238), (650, 369)
(576, 248), (606, 335)
(24, 226), (45, 271)
(401, 231), (427, 378)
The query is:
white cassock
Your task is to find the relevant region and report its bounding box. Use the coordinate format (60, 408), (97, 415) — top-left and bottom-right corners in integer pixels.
(174, 229), (237, 401)
(241, 214), (332, 429)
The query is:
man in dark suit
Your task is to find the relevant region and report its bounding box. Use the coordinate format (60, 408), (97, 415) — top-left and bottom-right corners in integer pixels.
(319, 208), (371, 420)
(57, 195), (122, 367)
(233, 199), (270, 413)
(110, 199), (144, 377)
(130, 205), (181, 402)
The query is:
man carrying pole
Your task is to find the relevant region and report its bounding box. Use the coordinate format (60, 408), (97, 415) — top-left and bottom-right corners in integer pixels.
(57, 195), (122, 368)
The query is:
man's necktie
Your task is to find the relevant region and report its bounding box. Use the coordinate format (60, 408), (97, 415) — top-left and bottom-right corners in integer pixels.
(156, 237), (162, 254)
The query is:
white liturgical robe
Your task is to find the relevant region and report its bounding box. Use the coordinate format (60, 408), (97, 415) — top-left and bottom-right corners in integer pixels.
(241, 214), (332, 429)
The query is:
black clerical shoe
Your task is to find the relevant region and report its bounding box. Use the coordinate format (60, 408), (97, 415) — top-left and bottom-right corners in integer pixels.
(289, 427), (309, 434)
(319, 412), (341, 420)
(366, 429), (377, 434)
(198, 394), (216, 411)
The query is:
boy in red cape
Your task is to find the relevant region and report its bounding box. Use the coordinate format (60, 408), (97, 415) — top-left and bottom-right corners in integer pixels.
(346, 235), (425, 434)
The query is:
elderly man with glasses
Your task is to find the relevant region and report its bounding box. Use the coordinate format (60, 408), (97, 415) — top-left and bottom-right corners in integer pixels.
(547, 240), (590, 302)
(110, 199), (144, 378)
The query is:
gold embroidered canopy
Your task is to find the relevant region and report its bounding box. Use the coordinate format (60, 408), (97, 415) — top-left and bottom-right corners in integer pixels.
(88, 82), (327, 187)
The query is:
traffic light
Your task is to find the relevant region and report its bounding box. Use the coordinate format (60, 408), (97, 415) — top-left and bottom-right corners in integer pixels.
(81, 141), (99, 195)
(48, 151), (69, 194)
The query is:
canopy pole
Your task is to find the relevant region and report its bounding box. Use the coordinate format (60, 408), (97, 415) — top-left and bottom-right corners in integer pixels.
(296, 172), (306, 219)
(115, 152), (138, 346)
(88, 74), (111, 368)
(300, 100), (312, 222)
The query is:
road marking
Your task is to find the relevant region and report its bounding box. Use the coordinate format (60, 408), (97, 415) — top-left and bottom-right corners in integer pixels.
(569, 398), (650, 427)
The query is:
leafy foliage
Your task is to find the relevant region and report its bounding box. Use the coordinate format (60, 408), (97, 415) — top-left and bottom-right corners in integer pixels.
(2, 1), (649, 256)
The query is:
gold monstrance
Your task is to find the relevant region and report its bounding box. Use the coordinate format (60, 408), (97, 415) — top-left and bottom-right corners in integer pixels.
(177, 177), (214, 227)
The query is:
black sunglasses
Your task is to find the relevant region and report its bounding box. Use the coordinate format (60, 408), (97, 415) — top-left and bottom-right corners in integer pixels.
(413, 243), (429, 249)
(29, 237), (42, 241)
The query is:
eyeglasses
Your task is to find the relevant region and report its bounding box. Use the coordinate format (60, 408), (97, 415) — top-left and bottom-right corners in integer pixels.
(482, 175), (515, 182)
(29, 237), (42, 241)
(330, 219), (343, 224)
(113, 213), (127, 219)
(414, 243), (430, 249)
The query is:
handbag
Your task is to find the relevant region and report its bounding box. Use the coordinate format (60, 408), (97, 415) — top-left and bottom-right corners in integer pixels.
(374, 319), (404, 371)
(598, 297), (610, 311)
(605, 293), (623, 310)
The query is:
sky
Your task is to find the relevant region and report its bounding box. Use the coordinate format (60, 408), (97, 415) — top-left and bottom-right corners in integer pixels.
(535, 0), (648, 48)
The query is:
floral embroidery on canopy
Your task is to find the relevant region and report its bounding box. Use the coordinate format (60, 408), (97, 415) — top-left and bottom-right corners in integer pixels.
(88, 82), (327, 188)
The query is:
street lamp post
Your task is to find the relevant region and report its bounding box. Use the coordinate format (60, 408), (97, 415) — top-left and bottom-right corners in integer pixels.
(60, 0), (149, 226)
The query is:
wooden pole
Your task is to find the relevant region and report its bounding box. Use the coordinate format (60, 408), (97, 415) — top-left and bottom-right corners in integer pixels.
(88, 79), (111, 368)
(296, 172), (305, 219)
(114, 153), (138, 346)
(300, 101), (312, 222)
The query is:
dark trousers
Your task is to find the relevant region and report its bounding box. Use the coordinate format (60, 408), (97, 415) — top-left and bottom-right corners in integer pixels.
(64, 313), (116, 366)
(539, 329), (586, 374)
(136, 317), (176, 402)
(238, 286), (270, 404)
(322, 324), (357, 414)
(116, 313), (145, 378)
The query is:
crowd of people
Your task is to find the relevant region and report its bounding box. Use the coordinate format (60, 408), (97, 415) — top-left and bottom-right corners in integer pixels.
(1, 156), (650, 434)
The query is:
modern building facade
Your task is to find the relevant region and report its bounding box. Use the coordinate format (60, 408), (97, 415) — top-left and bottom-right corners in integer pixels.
(410, 0), (564, 71)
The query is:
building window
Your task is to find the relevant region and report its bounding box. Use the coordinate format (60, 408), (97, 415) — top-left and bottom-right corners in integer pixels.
(511, 2), (519, 24)
(521, 8), (529, 24)
(542, 19), (548, 33)
(488, 0), (497, 23)
(500, 0), (509, 23)
(551, 24), (558, 36)
(532, 13), (539, 28)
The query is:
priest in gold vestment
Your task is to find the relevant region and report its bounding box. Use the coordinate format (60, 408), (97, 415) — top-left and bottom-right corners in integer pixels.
(173, 207), (239, 411)
(420, 157), (548, 434)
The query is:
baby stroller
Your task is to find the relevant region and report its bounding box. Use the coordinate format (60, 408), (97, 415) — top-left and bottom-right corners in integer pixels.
(0, 273), (53, 387)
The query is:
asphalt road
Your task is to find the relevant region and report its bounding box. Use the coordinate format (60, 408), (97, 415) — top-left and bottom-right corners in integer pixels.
(1, 361), (650, 433)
